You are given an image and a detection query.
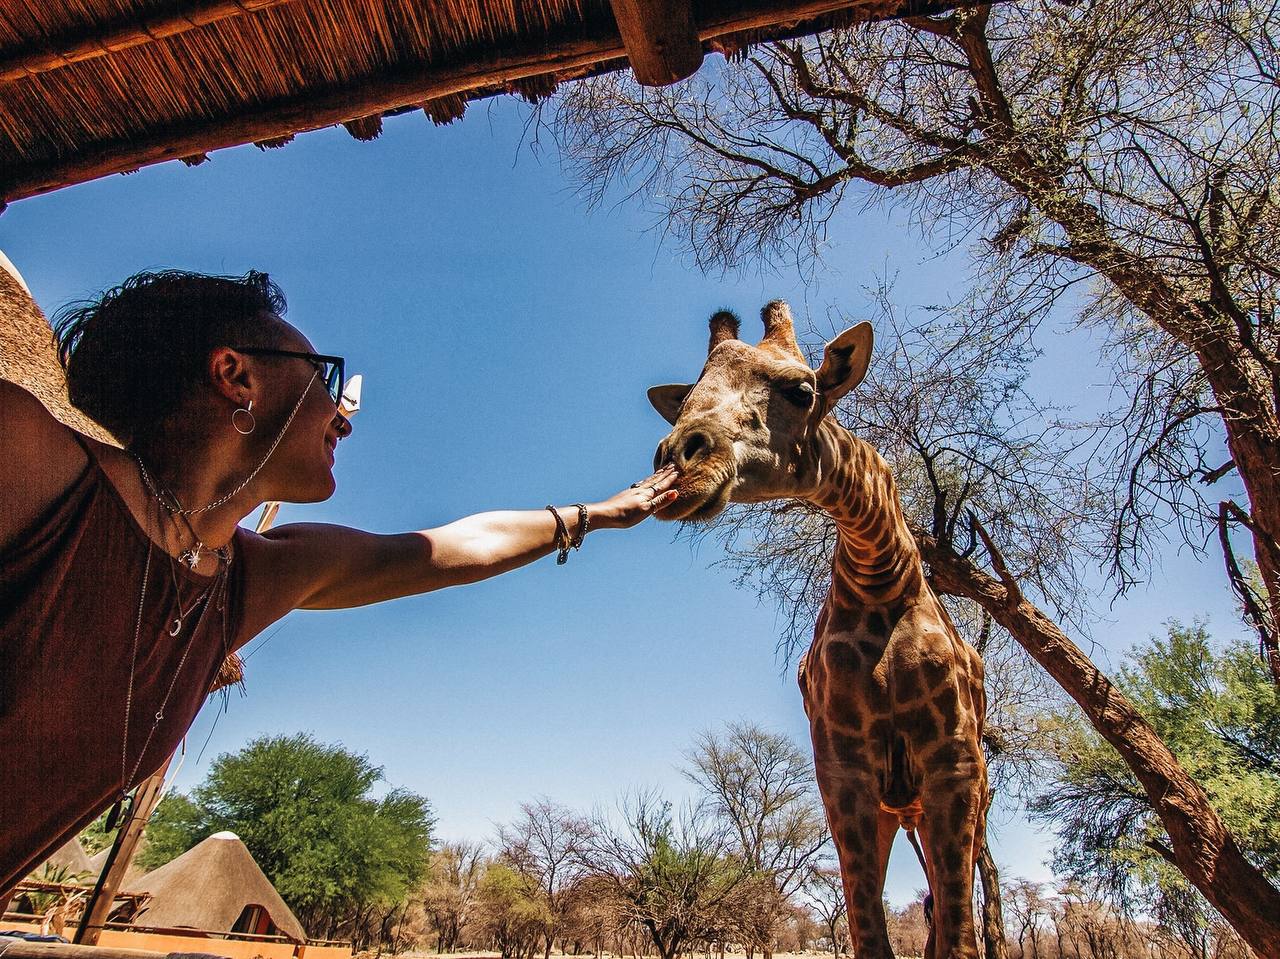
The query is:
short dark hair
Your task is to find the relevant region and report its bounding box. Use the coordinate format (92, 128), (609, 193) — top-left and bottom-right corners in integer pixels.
(54, 270), (288, 444)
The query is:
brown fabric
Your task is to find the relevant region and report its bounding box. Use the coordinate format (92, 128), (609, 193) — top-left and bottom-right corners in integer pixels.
(0, 435), (246, 892)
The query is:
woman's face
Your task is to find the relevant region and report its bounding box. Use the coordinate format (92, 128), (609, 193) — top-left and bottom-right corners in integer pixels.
(248, 318), (349, 504)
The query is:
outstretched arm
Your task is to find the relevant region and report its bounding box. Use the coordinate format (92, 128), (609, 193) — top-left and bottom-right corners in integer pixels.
(251, 465), (679, 612)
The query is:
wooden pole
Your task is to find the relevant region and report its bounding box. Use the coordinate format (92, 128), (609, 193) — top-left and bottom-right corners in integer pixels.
(0, 0), (964, 204)
(73, 756), (172, 946)
(0, 0), (298, 84)
(607, 0), (703, 86)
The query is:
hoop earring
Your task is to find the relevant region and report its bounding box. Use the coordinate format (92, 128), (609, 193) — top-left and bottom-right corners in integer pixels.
(232, 400), (256, 435)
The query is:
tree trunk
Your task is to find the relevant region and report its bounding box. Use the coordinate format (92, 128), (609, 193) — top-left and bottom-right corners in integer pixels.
(976, 840), (1007, 959)
(914, 526), (1280, 959)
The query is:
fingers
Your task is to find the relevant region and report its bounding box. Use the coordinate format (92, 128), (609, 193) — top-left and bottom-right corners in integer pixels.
(637, 463), (679, 491)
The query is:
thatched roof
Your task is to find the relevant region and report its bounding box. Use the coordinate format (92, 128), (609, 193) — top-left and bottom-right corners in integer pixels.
(0, 0), (974, 206)
(40, 838), (95, 877)
(0, 256), (116, 443)
(122, 832), (307, 943)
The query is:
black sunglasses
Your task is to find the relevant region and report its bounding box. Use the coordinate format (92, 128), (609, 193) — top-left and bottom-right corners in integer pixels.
(234, 347), (346, 406)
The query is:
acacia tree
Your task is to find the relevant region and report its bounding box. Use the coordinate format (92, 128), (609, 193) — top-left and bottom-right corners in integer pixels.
(422, 840), (486, 952)
(802, 866), (849, 959)
(584, 791), (747, 959)
(553, 4), (1280, 946)
(1030, 623), (1278, 958)
(555, 0), (1280, 679)
(681, 723), (828, 958)
(497, 798), (594, 959)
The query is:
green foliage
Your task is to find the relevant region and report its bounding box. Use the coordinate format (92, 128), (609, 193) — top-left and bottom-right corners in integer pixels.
(476, 863), (550, 959)
(137, 793), (210, 870)
(140, 733), (434, 932)
(1031, 622), (1280, 924)
(78, 809), (119, 856)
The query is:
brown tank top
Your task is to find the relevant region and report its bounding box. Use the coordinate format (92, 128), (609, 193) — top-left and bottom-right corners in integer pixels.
(1, 435), (246, 891)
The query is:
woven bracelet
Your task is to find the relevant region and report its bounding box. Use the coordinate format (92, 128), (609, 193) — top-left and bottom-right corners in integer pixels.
(545, 505), (571, 565)
(569, 503), (590, 551)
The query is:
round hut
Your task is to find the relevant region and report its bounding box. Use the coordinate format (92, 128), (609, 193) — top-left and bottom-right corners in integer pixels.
(121, 832), (307, 943)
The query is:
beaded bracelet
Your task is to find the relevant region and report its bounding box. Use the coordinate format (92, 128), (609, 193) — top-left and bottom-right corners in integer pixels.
(546, 505), (571, 565)
(569, 503), (590, 552)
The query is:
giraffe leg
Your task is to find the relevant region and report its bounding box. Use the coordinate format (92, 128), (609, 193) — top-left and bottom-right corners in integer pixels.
(823, 781), (896, 959)
(917, 774), (983, 959)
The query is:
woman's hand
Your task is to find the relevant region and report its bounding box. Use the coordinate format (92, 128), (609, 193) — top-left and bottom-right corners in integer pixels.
(591, 464), (680, 529)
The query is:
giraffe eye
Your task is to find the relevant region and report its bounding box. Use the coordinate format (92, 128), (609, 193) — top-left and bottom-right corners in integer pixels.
(782, 382), (815, 407)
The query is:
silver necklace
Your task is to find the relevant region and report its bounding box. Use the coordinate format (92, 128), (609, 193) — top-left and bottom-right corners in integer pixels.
(119, 542), (224, 804)
(128, 372), (314, 567)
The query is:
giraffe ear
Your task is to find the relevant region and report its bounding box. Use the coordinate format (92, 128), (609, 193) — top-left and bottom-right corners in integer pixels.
(648, 384), (692, 424)
(815, 323), (873, 406)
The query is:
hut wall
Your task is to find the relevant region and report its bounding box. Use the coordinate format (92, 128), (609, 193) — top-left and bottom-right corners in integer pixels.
(98, 928), (298, 959)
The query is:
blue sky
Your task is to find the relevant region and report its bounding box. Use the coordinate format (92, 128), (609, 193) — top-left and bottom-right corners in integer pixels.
(0, 96), (1247, 907)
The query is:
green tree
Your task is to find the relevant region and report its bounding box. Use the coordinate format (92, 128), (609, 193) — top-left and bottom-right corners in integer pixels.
(140, 732), (434, 941)
(476, 863), (551, 959)
(1031, 622), (1279, 953)
(585, 791), (747, 959)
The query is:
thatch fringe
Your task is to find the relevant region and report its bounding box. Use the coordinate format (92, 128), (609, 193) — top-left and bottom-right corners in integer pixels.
(422, 93), (468, 125)
(254, 133), (295, 149)
(179, 153), (209, 167)
(342, 115), (383, 140)
(210, 652), (244, 693)
(507, 72), (560, 103)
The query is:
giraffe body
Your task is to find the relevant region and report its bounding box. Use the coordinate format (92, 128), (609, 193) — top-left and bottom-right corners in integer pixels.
(648, 303), (988, 959)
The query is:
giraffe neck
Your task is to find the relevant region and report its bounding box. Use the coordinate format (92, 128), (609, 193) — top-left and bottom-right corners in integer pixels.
(803, 418), (926, 613)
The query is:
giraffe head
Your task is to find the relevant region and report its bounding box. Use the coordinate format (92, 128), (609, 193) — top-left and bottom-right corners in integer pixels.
(649, 301), (873, 522)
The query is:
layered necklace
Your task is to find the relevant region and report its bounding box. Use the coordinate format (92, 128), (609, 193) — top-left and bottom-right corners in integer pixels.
(111, 483), (232, 821)
(112, 376), (314, 810)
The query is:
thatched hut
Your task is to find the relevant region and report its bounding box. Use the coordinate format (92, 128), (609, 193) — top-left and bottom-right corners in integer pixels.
(39, 839), (94, 878)
(121, 832), (307, 943)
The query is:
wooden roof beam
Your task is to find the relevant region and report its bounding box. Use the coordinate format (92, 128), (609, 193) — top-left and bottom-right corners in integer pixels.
(0, 0), (296, 84)
(608, 0), (703, 86)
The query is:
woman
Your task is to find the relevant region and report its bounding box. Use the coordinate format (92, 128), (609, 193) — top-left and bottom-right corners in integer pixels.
(0, 270), (678, 891)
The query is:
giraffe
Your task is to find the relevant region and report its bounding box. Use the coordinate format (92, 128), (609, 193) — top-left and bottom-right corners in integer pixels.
(647, 302), (988, 959)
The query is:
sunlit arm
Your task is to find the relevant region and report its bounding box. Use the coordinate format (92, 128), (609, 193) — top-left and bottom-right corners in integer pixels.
(255, 466), (678, 612)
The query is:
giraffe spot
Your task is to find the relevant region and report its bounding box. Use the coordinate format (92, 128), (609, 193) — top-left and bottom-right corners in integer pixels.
(946, 879), (966, 901)
(865, 611), (888, 636)
(831, 730), (864, 757)
(826, 641), (861, 673)
(896, 668), (923, 701)
(934, 686), (960, 731)
(942, 845), (964, 874)
(900, 707), (938, 743)
(950, 792), (970, 833)
(859, 816), (877, 843)
(841, 825), (861, 850)
(929, 740), (962, 765)
(867, 718), (892, 743)
(856, 912), (875, 931)
(858, 639), (885, 661)
(812, 716), (827, 747)
(837, 788), (860, 816)
(921, 658), (951, 690)
(831, 696), (865, 730)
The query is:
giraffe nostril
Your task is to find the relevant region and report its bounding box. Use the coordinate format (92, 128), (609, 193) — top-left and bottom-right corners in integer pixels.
(681, 432), (709, 465)
(653, 443), (667, 471)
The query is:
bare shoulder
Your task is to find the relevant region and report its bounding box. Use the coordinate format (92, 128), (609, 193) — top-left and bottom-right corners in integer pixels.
(230, 527), (314, 648)
(0, 378), (91, 552)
